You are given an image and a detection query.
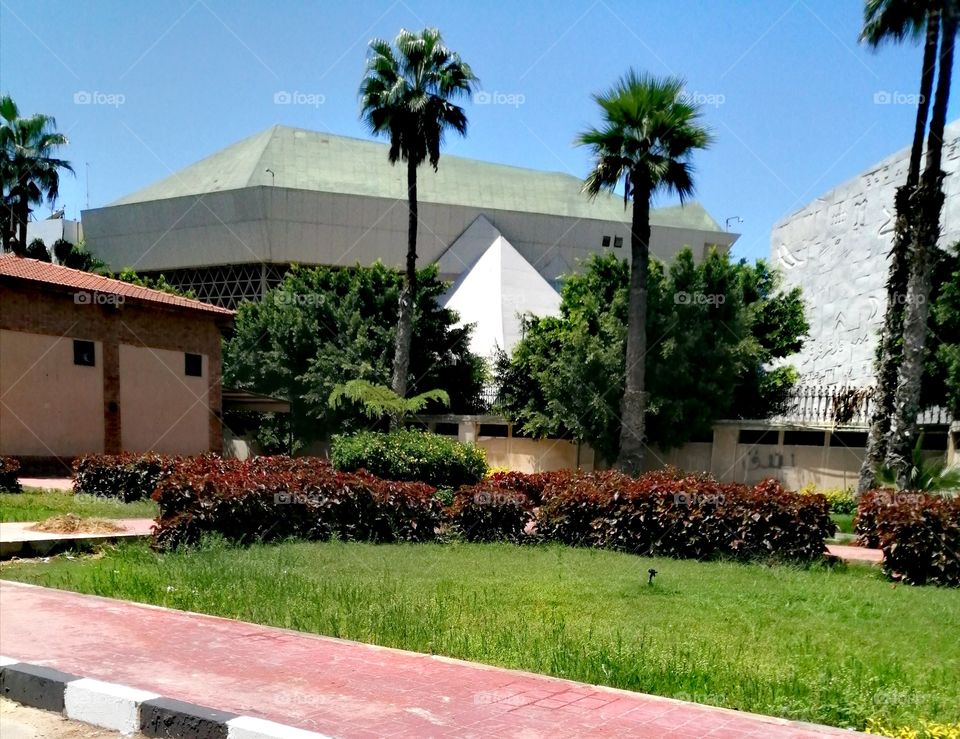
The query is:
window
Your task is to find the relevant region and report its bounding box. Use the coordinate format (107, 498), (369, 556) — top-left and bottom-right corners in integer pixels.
(738, 429), (778, 445)
(601, 235), (611, 247)
(783, 431), (826, 447)
(613, 236), (624, 248)
(184, 353), (203, 377)
(73, 340), (95, 367)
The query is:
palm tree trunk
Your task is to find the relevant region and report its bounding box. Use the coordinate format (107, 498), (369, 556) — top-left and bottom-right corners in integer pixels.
(885, 7), (955, 484)
(616, 178), (651, 475)
(859, 11), (940, 493)
(391, 157), (418, 403)
(14, 195), (29, 256)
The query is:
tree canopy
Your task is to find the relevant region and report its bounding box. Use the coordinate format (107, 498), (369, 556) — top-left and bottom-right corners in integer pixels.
(223, 262), (485, 450)
(495, 249), (807, 462)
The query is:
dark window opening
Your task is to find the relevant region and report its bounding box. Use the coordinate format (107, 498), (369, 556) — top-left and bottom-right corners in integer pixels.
(613, 236), (624, 248)
(479, 424), (510, 438)
(920, 432), (948, 451)
(601, 235), (611, 247)
(738, 429), (778, 445)
(783, 431), (826, 446)
(829, 431), (868, 448)
(434, 423), (459, 436)
(73, 339), (95, 367)
(185, 353), (203, 377)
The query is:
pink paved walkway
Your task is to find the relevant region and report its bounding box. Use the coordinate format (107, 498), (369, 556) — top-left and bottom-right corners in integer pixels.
(17, 477), (73, 491)
(0, 581), (862, 738)
(826, 544), (883, 564)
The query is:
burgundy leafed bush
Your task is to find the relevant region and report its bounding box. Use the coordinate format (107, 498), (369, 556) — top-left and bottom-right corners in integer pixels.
(856, 489), (960, 586)
(0, 456), (22, 493)
(73, 453), (176, 502)
(535, 469), (834, 561)
(448, 484), (534, 542)
(152, 455), (443, 550)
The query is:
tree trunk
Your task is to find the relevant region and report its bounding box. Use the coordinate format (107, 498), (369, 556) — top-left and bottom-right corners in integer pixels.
(390, 157), (418, 404)
(885, 7), (955, 484)
(14, 195), (29, 256)
(615, 177), (651, 475)
(858, 12), (940, 493)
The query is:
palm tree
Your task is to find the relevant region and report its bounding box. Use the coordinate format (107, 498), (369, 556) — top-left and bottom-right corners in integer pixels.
(578, 70), (712, 473)
(858, 0), (941, 492)
(886, 1), (957, 485)
(0, 95), (73, 254)
(359, 28), (477, 401)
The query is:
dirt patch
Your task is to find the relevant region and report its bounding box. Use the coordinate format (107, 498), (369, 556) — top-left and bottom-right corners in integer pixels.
(28, 514), (124, 535)
(0, 697), (138, 737)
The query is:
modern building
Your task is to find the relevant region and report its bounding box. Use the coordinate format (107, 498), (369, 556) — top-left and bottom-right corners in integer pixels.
(81, 125), (738, 310)
(771, 120), (960, 387)
(0, 255), (234, 468)
(26, 213), (83, 251)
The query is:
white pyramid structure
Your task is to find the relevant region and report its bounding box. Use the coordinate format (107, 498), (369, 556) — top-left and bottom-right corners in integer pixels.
(441, 216), (561, 358)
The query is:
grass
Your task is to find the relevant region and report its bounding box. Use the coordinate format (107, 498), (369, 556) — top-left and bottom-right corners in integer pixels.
(2, 539), (957, 732)
(831, 513), (855, 535)
(0, 489), (157, 522)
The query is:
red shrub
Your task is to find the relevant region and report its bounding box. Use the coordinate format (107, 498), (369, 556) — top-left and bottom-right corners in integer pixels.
(857, 489), (960, 586)
(73, 453), (176, 502)
(448, 484), (533, 542)
(152, 455), (442, 549)
(0, 456), (21, 493)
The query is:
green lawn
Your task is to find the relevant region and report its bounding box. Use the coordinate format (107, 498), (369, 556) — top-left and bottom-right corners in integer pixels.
(0, 489), (157, 522)
(2, 539), (957, 732)
(832, 513), (855, 535)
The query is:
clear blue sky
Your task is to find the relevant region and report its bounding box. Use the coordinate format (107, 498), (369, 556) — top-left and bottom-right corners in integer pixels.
(2, 0), (957, 263)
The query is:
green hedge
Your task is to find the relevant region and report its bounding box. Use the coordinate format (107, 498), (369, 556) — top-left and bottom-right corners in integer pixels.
(330, 430), (487, 489)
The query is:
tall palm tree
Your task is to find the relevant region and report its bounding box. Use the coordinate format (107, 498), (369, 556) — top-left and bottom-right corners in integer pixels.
(858, 0), (941, 492)
(886, 1), (957, 484)
(578, 70), (712, 473)
(359, 28), (477, 401)
(0, 95), (73, 254)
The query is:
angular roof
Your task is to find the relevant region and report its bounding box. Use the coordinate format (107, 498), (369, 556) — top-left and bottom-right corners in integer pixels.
(110, 125), (723, 230)
(441, 217), (561, 357)
(0, 255), (234, 317)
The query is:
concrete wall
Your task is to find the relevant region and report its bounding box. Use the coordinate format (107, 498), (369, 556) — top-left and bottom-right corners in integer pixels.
(118, 345), (209, 454)
(771, 120), (960, 386)
(0, 330), (105, 456)
(82, 187), (735, 284)
(476, 436), (595, 473)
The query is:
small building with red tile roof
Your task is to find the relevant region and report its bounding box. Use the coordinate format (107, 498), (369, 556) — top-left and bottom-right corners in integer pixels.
(0, 255), (234, 470)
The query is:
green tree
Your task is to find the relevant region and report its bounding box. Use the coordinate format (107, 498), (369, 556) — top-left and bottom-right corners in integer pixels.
(223, 263), (485, 449)
(858, 0), (950, 491)
(577, 70), (712, 473)
(25, 237), (50, 261)
(496, 251), (807, 464)
(0, 95), (73, 254)
(359, 28), (477, 402)
(886, 1), (957, 485)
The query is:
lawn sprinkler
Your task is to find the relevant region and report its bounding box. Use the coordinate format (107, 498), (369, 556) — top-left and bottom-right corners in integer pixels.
(647, 568), (657, 585)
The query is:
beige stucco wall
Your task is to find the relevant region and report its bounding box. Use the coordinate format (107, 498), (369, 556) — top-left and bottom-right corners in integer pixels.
(475, 436), (595, 473)
(0, 330), (105, 456)
(118, 344), (208, 454)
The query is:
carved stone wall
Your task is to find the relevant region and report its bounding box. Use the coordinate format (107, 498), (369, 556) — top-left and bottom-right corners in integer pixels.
(771, 121), (960, 386)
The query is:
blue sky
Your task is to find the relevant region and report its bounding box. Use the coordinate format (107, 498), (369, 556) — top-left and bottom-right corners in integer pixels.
(2, 0), (957, 263)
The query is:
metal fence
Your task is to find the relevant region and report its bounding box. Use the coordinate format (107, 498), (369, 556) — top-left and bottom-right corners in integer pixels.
(777, 385), (951, 426)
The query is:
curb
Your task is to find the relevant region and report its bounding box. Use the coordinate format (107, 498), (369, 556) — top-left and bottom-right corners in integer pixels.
(0, 656), (329, 738)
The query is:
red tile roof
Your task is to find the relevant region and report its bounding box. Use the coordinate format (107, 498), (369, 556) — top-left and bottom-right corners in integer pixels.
(0, 255), (234, 317)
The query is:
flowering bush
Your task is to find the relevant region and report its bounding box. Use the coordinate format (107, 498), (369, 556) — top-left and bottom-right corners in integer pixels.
(0, 456), (21, 493)
(799, 483), (856, 514)
(330, 429), (487, 489)
(73, 453), (176, 502)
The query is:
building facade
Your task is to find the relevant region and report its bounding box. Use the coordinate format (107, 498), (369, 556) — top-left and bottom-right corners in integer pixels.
(771, 120), (960, 387)
(0, 256), (233, 469)
(81, 126), (738, 308)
